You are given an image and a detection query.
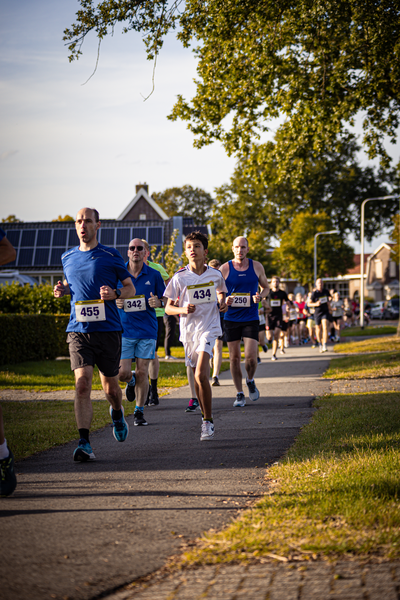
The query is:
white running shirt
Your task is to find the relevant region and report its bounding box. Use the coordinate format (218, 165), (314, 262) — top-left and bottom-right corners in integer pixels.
(164, 265), (227, 343)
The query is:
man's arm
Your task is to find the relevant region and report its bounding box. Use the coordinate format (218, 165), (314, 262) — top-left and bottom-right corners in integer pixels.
(253, 261), (270, 300)
(100, 277), (135, 301)
(165, 298), (195, 315)
(0, 236), (16, 266)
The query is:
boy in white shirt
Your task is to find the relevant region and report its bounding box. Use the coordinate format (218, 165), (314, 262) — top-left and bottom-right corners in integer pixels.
(164, 232), (228, 441)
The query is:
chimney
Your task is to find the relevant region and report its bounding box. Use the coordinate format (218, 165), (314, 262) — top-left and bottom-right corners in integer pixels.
(136, 182), (149, 194)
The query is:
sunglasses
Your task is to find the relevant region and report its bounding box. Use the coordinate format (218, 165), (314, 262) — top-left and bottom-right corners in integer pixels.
(129, 245), (144, 251)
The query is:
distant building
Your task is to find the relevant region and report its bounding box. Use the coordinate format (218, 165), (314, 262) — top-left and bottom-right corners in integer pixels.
(0, 184), (208, 285)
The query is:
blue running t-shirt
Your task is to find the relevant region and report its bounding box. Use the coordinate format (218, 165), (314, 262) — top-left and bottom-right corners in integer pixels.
(118, 262), (166, 340)
(62, 243), (131, 332)
(225, 259), (259, 322)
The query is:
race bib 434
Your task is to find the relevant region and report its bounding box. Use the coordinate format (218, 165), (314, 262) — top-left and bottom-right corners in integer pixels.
(187, 282), (216, 304)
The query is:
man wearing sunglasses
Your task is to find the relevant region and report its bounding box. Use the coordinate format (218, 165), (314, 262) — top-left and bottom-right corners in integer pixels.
(116, 239), (166, 426)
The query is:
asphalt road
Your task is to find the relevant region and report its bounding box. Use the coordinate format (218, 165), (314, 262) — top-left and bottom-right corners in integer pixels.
(1, 344), (331, 600)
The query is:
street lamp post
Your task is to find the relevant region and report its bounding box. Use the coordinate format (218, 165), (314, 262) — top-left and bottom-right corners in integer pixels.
(360, 195), (400, 329)
(314, 230), (340, 286)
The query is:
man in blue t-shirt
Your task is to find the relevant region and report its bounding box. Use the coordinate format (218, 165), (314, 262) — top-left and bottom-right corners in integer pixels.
(116, 238), (166, 427)
(53, 208), (135, 462)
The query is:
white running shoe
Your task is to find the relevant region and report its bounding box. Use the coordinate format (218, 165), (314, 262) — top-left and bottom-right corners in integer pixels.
(322, 344), (327, 352)
(200, 420), (215, 441)
(284, 338), (289, 348)
(319, 344), (323, 353)
(271, 355), (277, 361)
(246, 379), (260, 401)
(233, 392), (246, 407)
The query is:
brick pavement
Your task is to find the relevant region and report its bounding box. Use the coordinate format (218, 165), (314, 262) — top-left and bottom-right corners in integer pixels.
(105, 561), (400, 599)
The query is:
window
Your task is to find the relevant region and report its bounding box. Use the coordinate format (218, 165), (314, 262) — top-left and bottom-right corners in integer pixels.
(389, 260), (397, 278)
(139, 214), (147, 220)
(375, 259), (383, 279)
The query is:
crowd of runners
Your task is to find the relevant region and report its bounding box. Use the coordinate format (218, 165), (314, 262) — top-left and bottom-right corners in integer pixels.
(0, 209), (351, 494)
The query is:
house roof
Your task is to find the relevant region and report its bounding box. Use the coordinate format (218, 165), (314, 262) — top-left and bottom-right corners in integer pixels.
(347, 253), (371, 276)
(117, 186), (169, 221)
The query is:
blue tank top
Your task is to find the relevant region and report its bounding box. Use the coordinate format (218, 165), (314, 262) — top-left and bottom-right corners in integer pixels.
(225, 259), (259, 322)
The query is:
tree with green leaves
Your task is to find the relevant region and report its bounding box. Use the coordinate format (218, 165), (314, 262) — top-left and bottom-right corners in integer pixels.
(275, 211), (354, 287)
(216, 139), (397, 242)
(64, 0), (400, 177)
(152, 185), (214, 226)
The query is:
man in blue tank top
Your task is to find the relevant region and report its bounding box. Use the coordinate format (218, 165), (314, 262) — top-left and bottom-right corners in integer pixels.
(54, 208), (135, 463)
(220, 237), (270, 407)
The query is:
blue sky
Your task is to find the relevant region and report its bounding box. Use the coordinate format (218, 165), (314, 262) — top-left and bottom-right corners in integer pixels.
(0, 0), (398, 253)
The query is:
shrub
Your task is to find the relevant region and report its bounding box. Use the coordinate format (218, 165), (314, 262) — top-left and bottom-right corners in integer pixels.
(0, 282), (70, 314)
(0, 315), (70, 365)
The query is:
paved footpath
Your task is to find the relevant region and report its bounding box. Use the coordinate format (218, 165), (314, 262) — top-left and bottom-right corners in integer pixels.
(2, 344), (399, 600)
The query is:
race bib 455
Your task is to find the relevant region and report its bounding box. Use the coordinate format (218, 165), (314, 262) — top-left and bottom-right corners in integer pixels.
(75, 300), (106, 322)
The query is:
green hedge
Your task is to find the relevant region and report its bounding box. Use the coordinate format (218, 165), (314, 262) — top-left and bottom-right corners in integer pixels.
(0, 282), (70, 314)
(0, 315), (70, 365)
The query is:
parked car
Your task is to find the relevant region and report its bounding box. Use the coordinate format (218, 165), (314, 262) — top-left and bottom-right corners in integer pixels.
(385, 298), (399, 320)
(370, 301), (387, 320)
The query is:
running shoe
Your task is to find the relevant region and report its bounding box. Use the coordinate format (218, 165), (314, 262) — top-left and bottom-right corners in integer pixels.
(73, 439), (96, 462)
(257, 357), (261, 364)
(165, 355), (178, 360)
(280, 347), (285, 354)
(271, 355), (277, 361)
(233, 392), (246, 407)
(319, 344), (323, 353)
(211, 376), (220, 386)
(109, 406), (129, 442)
(185, 398), (200, 412)
(0, 448), (17, 497)
(246, 379), (260, 402)
(125, 371), (136, 403)
(311, 343), (317, 349)
(262, 344), (268, 353)
(322, 344), (328, 353)
(284, 338), (289, 348)
(149, 389), (159, 406)
(200, 420), (215, 441)
(133, 411), (148, 426)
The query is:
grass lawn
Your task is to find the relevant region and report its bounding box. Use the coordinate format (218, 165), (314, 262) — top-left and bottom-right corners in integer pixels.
(179, 390), (400, 564)
(340, 325), (397, 337)
(326, 336), (400, 380)
(335, 335), (400, 355)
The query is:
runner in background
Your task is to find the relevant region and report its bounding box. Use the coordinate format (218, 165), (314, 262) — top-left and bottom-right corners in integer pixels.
(208, 258), (224, 386)
(331, 291), (344, 342)
(142, 239), (169, 406)
(304, 291), (317, 348)
(309, 278), (332, 353)
(268, 276), (290, 361)
(257, 298), (270, 363)
(295, 292), (307, 344)
(221, 237), (270, 407)
(287, 293), (298, 346)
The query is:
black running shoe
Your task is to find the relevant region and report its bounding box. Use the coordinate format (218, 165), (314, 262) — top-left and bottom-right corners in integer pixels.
(149, 389), (159, 406)
(134, 411), (148, 426)
(211, 376), (220, 386)
(0, 448), (17, 497)
(262, 344), (268, 353)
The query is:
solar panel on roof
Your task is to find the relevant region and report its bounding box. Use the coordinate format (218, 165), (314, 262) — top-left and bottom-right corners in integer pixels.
(34, 248), (50, 266)
(6, 230), (21, 247)
(100, 229), (115, 246)
(20, 230), (36, 247)
(132, 227), (146, 239)
(19, 248), (33, 266)
(50, 248), (64, 266)
(116, 228), (131, 245)
(68, 229), (79, 247)
(36, 230), (52, 246)
(52, 229), (67, 246)
(148, 227), (163, 245)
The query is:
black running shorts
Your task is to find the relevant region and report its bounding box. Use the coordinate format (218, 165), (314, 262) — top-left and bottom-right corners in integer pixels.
(67, 331), (122, 377)
(224, 319), (259, 342)
(267, 315), (284, 332)
(314, 312), (329, 326)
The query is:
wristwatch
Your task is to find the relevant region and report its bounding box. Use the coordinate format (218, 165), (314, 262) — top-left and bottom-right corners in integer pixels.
(114, 288), (121, 299)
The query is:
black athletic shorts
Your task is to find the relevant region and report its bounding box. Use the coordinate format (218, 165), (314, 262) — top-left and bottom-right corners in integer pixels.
(67, 331), (122, 377)
(314, 312), (329, 326)
(332, 316), (342, 323)
(224, 319), (259, 342)
(267, 315), (284, 332)
(258, 322), (266, 333)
